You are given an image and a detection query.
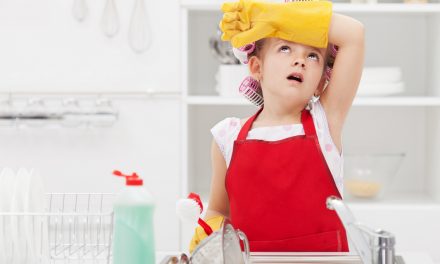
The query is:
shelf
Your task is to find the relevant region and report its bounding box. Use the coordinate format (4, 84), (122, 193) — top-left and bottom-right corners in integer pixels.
(181, 1), (440, 13)
(354, 96), (440, 106)
(334, 3), (440, 13)
(346, 192), (440, 207)
(186, 96), (250, 105)
(186, 96), (440, 106)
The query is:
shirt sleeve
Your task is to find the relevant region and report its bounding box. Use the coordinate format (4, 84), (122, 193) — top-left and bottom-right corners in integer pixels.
(210, 117), (241, 166)
(310, 100), (342, 157)
(310, 100), (345, 195)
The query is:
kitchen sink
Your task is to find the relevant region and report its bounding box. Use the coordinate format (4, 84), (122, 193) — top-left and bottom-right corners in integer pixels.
(159, 253), (405, 264)
(249, 252), (406, 263)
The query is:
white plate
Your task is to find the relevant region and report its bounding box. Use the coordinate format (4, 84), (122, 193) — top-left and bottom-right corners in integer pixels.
(357, 82), (404, 96)
(360, 67), (402, 84)
(26, 169), (46, 261)
(0, 168), (7, 262)
(11, 167), (31, 263)
(0, 167), (16, 263)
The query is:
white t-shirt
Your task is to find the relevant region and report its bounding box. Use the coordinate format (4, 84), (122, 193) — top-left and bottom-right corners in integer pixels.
(211, 100), (344, 195)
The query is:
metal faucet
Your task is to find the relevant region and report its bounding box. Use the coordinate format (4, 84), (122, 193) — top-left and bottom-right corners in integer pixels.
(326, 196), (400, 264)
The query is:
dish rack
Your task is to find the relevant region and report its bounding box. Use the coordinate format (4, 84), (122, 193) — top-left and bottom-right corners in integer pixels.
(0, 193), (115, 264)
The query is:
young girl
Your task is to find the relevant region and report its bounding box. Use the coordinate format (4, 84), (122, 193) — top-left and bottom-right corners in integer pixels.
(190, 0), (364, 253)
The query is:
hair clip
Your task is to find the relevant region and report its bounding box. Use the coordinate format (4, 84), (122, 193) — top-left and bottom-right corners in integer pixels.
(238, 43), (256, 54)
(330, 44), (339, 57)
(233, 42), (256, 64)
(239, 76), (264, 107)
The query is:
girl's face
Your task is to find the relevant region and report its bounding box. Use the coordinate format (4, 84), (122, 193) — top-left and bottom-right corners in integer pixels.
(250, 38), (327, 108)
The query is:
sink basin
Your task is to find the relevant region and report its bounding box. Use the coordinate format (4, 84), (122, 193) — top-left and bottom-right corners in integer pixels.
(159, 252), (405, 264)
(250, 252), (405, 264)
(250, 252), (361, 263)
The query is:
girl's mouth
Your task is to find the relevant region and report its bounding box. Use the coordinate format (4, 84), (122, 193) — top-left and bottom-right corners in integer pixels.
(287, 72), (304, 83)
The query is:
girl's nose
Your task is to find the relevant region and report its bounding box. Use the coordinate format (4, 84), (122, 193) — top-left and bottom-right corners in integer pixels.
(293, 58), (305, 68)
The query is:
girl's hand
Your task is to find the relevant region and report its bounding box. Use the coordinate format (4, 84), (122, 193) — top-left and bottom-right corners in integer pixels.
(189, 215), (225, 253)
(220, 0), (333, 48)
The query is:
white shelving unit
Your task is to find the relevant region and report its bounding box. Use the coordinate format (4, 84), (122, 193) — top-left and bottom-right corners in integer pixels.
(179, 2), (440, 262)
(186, 95), (440, 106)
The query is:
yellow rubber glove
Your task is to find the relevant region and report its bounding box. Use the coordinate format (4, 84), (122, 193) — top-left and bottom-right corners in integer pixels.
(220, 0), (333, 48)
(189, 215), (224, 254)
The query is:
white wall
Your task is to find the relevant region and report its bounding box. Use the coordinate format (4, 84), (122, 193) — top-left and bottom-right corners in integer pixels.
(0, 0), (180, 93)
(0, 97), (182, 251)
(0, 0), (182, 252)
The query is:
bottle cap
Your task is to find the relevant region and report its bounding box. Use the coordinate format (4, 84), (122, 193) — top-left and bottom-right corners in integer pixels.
(126, 176), (143, 186)
(113, 170), (143, 186)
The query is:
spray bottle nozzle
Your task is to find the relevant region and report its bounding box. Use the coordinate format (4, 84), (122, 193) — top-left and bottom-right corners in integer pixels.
(113, 170), (143, 186)
(113, 170), (138, 178)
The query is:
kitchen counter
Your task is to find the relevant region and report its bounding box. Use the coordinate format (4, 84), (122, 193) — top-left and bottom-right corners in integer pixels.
(156, 251), (436, 264)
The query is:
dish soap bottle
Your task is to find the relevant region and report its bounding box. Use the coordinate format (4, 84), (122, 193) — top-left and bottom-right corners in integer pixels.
(113, 170), (155, 264)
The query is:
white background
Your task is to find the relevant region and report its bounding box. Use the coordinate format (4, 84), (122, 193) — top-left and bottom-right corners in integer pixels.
(0, 0), (182, 252)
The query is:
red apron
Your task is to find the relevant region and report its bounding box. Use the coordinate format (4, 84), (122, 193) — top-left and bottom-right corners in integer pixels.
(225, 108), (349, 252)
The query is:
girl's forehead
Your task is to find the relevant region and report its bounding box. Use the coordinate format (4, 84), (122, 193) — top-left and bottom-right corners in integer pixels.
(268, 38), (326, 56)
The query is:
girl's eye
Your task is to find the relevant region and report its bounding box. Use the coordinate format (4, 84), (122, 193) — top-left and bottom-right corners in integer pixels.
(279, 45), (290, 53)
(308, 53), (319, 61)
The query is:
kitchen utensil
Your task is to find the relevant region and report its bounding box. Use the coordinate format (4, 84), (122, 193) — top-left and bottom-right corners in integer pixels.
(0, 99), (14, 127)
(180, 253), (189, 264)
(209, 28), (240, 65)
(176, 192), (214, 236)
(190, 219), (250, 264)
(1, 193), (112, 262)
(344, 153), (405, 199)
(166, 220), (249, 264)
(160, 255), (179, 264)
(22, 98), (49, 128)
(128, 0), (152, 53)
(72, 0), (88, 22)
(91, 98), (118, 127)
(61, 98), (82, 128)
(101, 0), (120, 37)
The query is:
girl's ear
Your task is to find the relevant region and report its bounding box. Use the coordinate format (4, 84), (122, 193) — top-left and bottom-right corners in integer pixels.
(248, 56), (262, 81)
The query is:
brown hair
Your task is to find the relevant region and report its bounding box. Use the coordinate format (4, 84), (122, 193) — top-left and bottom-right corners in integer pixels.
(247, 39), (335, 78)
(247, 39), (266, 60)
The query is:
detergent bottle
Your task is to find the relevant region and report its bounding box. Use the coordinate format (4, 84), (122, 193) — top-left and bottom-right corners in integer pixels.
(112, 170), (155, 264)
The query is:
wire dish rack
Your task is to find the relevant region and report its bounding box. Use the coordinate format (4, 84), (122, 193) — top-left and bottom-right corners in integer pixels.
(0, 193), (115, 264)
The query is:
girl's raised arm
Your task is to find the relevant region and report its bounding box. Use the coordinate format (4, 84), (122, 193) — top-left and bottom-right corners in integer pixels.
(320, 13), (365, 151)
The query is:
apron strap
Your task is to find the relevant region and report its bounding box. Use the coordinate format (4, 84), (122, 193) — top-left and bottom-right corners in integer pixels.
(237, 108), (316, 140)
(237, 107), (263, 141)
(301, 109), (317, 138)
